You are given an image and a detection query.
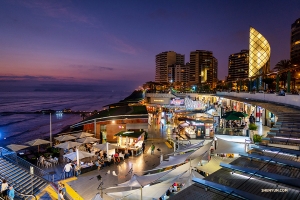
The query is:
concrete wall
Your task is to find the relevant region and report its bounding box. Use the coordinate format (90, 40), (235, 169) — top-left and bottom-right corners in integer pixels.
(217, 92), (300, 108)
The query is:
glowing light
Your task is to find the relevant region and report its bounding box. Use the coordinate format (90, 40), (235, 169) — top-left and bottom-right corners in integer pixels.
(249, 27), (271, 77)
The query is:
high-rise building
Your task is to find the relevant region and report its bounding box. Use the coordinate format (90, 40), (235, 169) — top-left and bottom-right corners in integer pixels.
(189, 50), (218, 88)
(167, 63), (190, 83)
(227, 50), (249, 82)
(249, 27), (271, 78)
(155, 51), (185, 83)
(291, 18), (300, 64)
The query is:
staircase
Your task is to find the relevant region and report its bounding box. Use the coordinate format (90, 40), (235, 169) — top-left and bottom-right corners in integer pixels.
(0, 149), (49, 199)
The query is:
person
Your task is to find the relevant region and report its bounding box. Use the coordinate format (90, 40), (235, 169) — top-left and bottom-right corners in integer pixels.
(142, 141), (146, 154)
(151, 143), (155, 155)
(63, 163), (73, 178)
(114, 152), (120, 163)
(124, 148), (130, 158)
(61, 184), (66, 199)
(1, 179), (8, 198)
(7, 186), (14, 200)
(173, 182), (178, 191)
(58, 190), (65, 200)
(74, 164), (81, 176)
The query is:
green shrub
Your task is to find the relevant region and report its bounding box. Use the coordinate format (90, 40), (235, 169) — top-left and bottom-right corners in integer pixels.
(253, 134), (262, 143)
(248, 123), (258, 131)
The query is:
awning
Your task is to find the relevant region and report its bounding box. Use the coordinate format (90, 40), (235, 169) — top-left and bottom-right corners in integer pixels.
(214, 137), (245, 154)
(106, 173), (185, 200)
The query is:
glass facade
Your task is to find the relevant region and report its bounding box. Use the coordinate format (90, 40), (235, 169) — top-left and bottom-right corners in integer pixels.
(249, 27), (271, 78)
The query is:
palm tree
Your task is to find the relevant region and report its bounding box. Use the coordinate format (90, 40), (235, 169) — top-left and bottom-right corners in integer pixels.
(274, 59), (291, 88)
(274, 59), (292, 71)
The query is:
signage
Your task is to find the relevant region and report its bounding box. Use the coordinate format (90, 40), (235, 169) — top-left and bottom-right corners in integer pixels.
(170, 98), (185, 106)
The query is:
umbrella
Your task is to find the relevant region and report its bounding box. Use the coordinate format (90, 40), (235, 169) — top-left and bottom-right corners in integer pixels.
(93, 143), (118, 151)
(223, 114), (241, 121)
(77, 137), (99, 143)
(63, 150), (95, 161)
(72, 132), (94, 138)
(54, 135), (77, 142)
(26, 139), (51, 152)
(223, 111), (248, 118)
(54, 141), (82, 149)
(6, 144), (29, 152)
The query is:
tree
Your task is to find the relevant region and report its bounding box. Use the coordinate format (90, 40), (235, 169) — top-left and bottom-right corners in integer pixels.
(274, 60), (291, 87)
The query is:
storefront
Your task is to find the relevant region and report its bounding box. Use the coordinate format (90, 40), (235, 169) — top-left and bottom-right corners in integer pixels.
(114, 130), (145, 156)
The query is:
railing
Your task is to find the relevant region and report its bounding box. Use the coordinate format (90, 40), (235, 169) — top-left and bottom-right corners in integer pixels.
(215, 128), (249, 137)
(0, 147), (51, 182)
(4, 153), (51, 181)
(0, 168), (37, 200)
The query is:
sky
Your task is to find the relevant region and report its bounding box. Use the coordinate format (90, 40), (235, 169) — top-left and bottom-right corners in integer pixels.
(0, 0), (300, 92)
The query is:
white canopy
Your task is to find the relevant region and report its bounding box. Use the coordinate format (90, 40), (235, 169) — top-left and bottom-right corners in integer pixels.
(167, 141), (205, 155)
(150, 151), (194, 171)
(157, 157), (202, 182)
(196, 155), (234, 174)
(63, 150), (95, 161)
(188, 141), (213, 160)
(77, 137), (99, 143)
(72, 132), (94, 138)
(93, 143), (118, 151)
(54, 135), (77, 142)
(178, 170), (204, 190)
(26, 139), (50, 146)
(54, 141), (82, 149)
(214, 137), (245, 154)
(6, 144), (29, 152)
(117, 170), (172, 188)
(106, 173), (185, 200)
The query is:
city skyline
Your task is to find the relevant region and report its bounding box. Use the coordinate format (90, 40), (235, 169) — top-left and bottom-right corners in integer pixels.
(0, 0), (300, 91)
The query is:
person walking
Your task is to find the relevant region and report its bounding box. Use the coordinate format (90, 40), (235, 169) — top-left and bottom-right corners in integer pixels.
(63, 163), (72, 178)
(58, 190), (65, 200)
(1, 179), (8, 199)
(142, 141), (146, 154)
(7, 186), (14, 200)
(151, 143), (155, 155)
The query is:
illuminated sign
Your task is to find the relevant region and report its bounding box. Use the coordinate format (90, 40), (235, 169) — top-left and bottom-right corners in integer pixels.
(170, 98), (185, 106)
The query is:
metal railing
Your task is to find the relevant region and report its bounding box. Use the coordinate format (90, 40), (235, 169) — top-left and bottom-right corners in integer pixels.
(0, 169), (37, 200)
(215, 128), (249, 137)
(0, 147), (51, 182)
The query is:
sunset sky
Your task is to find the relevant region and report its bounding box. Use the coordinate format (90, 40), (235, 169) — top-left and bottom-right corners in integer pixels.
(0, 0), (299, 91)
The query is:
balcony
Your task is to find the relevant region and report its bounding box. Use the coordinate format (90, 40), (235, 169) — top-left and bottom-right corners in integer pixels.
(216, 91), (300, 108)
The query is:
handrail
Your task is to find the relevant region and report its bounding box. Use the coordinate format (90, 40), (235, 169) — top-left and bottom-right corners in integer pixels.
(3, 151), (51, 182)
(0, 169), (37, 200)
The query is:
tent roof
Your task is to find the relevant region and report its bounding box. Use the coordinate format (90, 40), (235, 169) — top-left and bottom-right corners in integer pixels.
(63, 150), (95, 161)
(117, 170), (172, 188)
(26, 139), (50, 146)
(54, 141), (82, 149)
(6, 144), (29, 152)
(93, 143), (118, 151)
(54, 135), (77, 142)
(107, 173), (185, 200)
(214, 137), (245, 154)
(77, 137), (99, 143)
(72, 132), (94, 138)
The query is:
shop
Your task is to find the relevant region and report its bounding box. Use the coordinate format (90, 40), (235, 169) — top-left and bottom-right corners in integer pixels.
(114, 131), (145, 156)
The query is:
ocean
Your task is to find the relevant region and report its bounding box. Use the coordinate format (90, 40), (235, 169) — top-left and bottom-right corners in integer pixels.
(0, 91), (129, 147)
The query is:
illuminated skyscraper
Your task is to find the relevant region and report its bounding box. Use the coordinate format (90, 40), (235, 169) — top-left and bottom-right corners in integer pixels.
(155, 51), (185, 83)
(291, 18), (300, 64)
(227, 50), (249, 82)
(249, 27), (271, 78)
(189, 50), (218, 88)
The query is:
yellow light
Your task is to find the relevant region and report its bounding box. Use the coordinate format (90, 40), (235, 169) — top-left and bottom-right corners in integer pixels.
(112, 120), (115, 124)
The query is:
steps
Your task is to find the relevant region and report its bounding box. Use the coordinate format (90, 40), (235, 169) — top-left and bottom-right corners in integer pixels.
(0, 157), (49, 199)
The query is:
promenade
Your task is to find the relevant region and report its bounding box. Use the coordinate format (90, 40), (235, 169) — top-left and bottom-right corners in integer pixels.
(41, 119), (176, 200)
